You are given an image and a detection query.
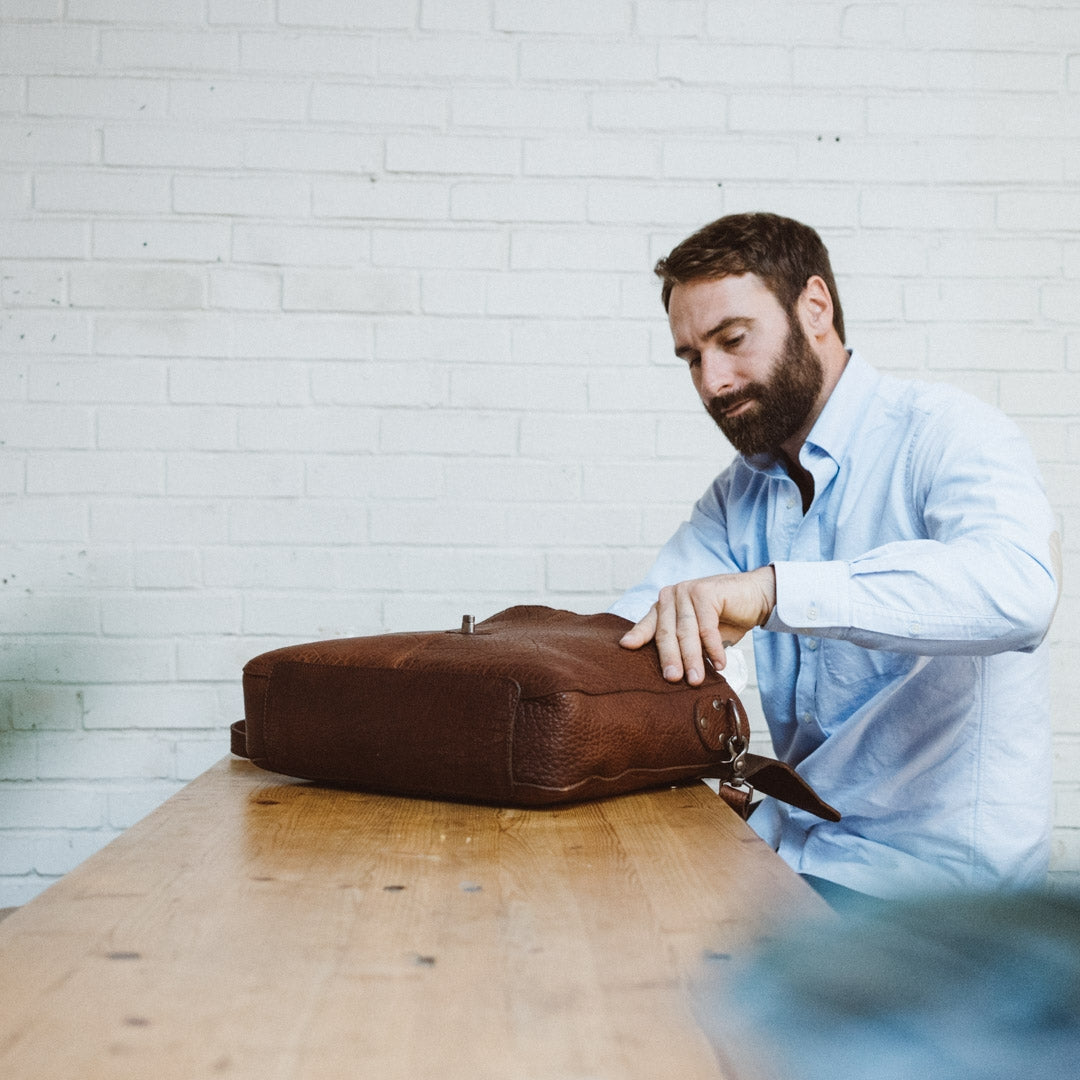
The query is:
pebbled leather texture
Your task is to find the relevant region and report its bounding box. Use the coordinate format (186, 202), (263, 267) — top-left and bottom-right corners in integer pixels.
(238, 605), (839, 818)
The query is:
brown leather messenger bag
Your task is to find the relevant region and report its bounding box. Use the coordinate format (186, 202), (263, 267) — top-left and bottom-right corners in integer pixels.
(232, 605), (839, 821)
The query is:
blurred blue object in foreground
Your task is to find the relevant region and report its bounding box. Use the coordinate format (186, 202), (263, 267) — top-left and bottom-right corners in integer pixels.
(705, 889), (1080, 1080)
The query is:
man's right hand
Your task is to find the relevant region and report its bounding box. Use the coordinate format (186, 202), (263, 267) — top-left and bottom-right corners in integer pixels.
(618, 566), (776, 686)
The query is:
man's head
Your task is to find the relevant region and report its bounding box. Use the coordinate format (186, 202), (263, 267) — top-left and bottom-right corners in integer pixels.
(659, 213), (848, 459)
(655, 212), (845, 344)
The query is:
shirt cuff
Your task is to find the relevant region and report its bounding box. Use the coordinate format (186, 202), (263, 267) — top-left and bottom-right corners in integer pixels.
(722, 645), (749, 695)
(766, 560), (852, 634)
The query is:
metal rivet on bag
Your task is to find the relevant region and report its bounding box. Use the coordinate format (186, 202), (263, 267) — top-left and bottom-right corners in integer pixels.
(712, 699), (721, 710)
(460, 615), (475, 634)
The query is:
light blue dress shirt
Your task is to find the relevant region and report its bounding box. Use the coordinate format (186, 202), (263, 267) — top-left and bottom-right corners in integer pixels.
(611, 352), (1059, 898)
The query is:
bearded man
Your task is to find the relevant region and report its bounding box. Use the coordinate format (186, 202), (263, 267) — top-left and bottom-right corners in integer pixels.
(612, 213), (1060, 904)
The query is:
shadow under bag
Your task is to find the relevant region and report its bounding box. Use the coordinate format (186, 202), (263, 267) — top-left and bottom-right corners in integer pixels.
(232, 605), (839, 821)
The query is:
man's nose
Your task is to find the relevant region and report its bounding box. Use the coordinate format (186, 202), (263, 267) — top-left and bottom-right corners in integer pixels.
(697, 350), (737, 398)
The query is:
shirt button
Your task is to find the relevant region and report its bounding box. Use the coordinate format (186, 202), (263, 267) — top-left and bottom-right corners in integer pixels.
(805, 638), (818, 651)
(806, 606), (818, 621)
(786, 497), (797, 510)
(909, 622), (921, 635)
(803, 712), (813, 724)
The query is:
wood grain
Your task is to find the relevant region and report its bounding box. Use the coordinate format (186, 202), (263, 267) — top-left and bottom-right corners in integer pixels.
(0, 758), (828, 1079)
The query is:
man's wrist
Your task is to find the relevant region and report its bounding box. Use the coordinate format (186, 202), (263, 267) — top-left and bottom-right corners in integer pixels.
(754, 564), (777, 624)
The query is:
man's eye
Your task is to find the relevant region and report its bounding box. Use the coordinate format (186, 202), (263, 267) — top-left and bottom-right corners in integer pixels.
(723, 334), (745, 349)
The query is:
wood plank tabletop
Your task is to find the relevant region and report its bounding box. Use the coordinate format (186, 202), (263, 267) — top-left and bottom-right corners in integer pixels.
(0, 757), (829, 1080)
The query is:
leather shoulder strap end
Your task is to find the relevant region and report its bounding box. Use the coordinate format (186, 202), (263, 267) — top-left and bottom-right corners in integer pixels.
(230, 720), (250, 759)
(742, 754), (841, 822)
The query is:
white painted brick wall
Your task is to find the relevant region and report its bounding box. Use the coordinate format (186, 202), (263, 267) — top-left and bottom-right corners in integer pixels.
(1, 2), (1078, 906)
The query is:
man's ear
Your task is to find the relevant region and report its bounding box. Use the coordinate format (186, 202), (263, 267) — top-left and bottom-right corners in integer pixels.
(798, 276), (835, 341)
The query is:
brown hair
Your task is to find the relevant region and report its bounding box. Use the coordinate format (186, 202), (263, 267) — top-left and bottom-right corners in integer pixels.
(654, 212), (845, 343)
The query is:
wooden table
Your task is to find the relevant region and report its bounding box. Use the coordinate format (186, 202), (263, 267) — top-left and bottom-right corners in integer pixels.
(0, 757), (828, 1079)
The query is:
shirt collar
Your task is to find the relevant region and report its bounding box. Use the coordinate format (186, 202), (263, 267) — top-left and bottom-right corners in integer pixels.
(802, 349), (879, 465)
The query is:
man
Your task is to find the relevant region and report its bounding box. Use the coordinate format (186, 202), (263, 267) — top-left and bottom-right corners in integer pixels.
(612, 212), (1060, 901)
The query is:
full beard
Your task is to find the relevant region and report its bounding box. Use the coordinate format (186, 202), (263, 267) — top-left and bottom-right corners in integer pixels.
(704, 319), (825, 457)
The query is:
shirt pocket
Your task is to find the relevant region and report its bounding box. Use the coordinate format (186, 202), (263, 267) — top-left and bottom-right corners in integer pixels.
(820, 638), (914, 689)
(814, 640), (915, 735)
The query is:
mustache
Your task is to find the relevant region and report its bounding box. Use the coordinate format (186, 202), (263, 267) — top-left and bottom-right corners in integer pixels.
(705, 384), (765, 421)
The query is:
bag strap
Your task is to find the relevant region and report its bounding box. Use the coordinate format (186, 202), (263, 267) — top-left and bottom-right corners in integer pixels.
(230, 720), (249, 759)
(732, 753), (841, 822)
